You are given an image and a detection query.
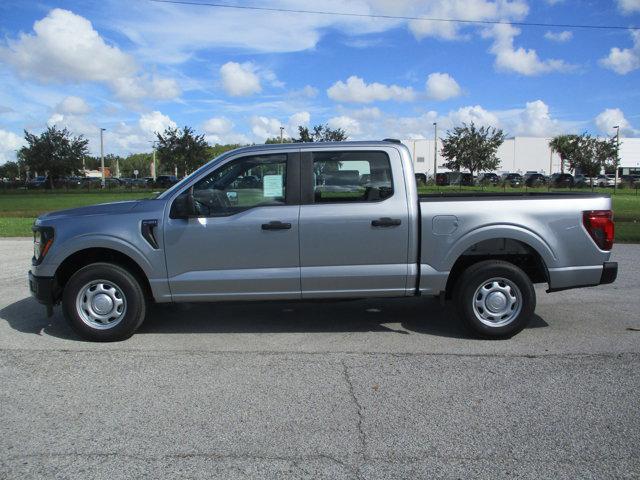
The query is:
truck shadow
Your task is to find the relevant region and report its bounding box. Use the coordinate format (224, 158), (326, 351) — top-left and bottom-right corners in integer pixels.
(1, 296), (548, 341)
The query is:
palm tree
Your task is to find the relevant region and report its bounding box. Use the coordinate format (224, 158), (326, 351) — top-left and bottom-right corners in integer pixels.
(549, 135), (578, 174)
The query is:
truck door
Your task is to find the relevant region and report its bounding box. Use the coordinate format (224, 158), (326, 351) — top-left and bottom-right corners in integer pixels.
(163, 151), (301, 301)
(298, 147), (410, 298)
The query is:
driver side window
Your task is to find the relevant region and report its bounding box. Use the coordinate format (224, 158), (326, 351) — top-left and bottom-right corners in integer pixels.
(189, 154), (287, 217)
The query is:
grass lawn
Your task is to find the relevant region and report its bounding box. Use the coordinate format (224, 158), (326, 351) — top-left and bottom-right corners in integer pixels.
(1, 188), (639, 242)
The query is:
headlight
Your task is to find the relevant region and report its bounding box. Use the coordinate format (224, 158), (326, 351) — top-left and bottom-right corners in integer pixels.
(32, 226), (54, 265)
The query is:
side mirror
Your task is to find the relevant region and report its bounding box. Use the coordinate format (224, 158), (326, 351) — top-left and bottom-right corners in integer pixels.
(170, 186), (196, 219)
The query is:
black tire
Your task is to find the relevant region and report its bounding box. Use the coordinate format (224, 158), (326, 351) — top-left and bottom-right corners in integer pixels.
(453, 260), (536, 339)
(62, 262), (147, 341)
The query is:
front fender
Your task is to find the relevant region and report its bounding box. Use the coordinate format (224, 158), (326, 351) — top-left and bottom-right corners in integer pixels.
(45, 233), (154, 275)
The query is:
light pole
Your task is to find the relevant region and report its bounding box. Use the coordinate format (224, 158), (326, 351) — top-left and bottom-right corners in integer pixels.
(279, 126), (285, 144)
(100, 128), (106, 189)
(433, 122), (438, 179)
(613, 125), (620, 193)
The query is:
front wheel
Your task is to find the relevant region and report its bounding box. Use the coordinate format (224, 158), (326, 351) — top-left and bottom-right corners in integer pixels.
(454, 260), (536, 339)
(62, 262), (147, 341)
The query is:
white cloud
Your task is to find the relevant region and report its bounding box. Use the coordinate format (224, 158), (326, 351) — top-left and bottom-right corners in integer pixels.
(407, 0), (529, 40)
(514, 100), (561, 136)
(202, 117), (250, 144)
(350, 107), (382, 119)
(0, 130), (24, 164)
(139, 111), (176, 135)
(327, 76), (415, 103)
(0, 9), (180, 102)
(327, 115), (361, 135)
(56, 96), (91, 115)
(594, 108), (636, 136)
(220, 62), (262, 97)
(287, 85), (319, 99)
(600, 31), (640, 75)
(149, 76), (182, 100)
(289, 111), (311, 131)
(425, 72), (462, 101)
(449, 105), (500, 128)
(617, 0), (640, 14)
(544, 30), (573, 42)
(485, 24), (573, 75)
(203, 117), (234, 135)
(250, 116), (284, 141)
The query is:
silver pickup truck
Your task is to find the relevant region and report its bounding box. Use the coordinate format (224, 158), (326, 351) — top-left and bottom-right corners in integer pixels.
(29, 140), (617, 341)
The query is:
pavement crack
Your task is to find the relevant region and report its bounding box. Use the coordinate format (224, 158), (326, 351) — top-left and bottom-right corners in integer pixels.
(341, 359), (367, 466)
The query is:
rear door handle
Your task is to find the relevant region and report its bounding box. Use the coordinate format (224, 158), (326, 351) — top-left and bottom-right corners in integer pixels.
(262, 221), (292, 230)
(371, 217), (402, 227)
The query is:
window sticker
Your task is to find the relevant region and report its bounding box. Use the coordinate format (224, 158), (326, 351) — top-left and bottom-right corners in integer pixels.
(263, 174), (283, 197)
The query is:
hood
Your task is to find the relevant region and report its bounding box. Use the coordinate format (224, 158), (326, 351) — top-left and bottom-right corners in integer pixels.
(37, 200), (140, 222)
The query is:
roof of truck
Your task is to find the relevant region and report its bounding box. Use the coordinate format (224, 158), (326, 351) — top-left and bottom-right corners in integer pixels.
(227, 140), (407, 155)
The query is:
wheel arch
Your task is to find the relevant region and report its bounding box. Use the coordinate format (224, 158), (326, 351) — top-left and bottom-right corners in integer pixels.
(444, 236), (550, 299)
(54, 248), (153, 303)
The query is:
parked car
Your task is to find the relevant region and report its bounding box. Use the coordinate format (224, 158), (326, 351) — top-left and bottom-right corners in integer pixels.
(619, 175), (639, 188)
(435, 171), (473, 186)
(549, 173), (574, 188)
(477, 172), (500, 185)
(27, 176), (48, 189)
(435, 172), (451, 186)
(414, 173), (427, 185)
(450, 172), (474, 186)
(596, 174), (619, 188)
(29, 140), (617, 342)
(155, 175), (179, 188)
(501, 173), (524, 187)
(524, 173), (546, 187)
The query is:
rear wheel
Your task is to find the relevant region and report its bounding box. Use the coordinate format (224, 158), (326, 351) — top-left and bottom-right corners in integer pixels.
(454, 260), (535, 339)
(62, 262), (146, 341)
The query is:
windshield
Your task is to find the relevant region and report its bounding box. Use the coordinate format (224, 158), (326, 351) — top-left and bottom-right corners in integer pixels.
(155, 148), (240, 200)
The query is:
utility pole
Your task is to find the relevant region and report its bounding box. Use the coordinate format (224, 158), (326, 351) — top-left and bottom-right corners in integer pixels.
(613, 125), (620, 193)
(279, 126), (284, 144)
(433, 122), (438, 179)
(152, 148), (157, 181)
(100, 128), (106, 189)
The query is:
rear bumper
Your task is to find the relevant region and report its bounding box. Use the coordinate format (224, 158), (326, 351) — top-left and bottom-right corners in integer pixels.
(547, 261), (617, 293)
(28, 271), (56, 307)
(599, 261), (618, 285)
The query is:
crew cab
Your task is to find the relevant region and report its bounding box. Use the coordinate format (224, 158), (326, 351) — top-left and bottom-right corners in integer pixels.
(29, 141), (617, 341)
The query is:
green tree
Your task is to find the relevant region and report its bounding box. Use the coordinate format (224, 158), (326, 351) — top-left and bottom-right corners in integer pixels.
(549, 134), (579, 174)
(567, 135), (617, 188)
(206, 143), (243, 158)
(19, 126), (89, 189)
(120, 153), (153, 178)
(155, 126), (209, 177)
(295, 124), (348, 142)
(0, 161), (20, 180)
(440, 122), (506, 177)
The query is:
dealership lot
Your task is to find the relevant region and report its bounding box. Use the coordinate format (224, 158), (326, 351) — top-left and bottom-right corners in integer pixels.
(1, 238), (639, 479)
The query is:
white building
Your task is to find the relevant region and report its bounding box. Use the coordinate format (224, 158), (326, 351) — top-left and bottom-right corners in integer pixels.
(403, 137), (640, 176)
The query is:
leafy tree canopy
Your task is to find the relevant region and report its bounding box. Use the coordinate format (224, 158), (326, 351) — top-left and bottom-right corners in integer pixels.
(19, 126), (89, 188)
(549, 134), (579, 173)
(296, 124), (348, 142)
(566, 134), (617, 180)
(155, 126), (209, 177)
(440, 122), (506, 177)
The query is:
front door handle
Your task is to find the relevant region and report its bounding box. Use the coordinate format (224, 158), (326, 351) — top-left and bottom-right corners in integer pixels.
(262, 221), (292, 230)
(371, 217), (402, 227)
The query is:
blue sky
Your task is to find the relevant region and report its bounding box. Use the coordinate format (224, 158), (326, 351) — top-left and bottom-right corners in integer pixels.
(0, 0), (639, 161)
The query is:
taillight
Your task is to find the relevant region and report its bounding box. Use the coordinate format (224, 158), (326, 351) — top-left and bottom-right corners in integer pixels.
(583, 210), (614, 250)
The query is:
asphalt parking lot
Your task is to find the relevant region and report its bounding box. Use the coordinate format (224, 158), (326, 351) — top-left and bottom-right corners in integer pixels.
(1, 238), (639, 479)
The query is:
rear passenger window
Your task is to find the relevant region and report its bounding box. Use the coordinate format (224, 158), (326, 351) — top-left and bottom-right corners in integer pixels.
(312, 151), (393, 203)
